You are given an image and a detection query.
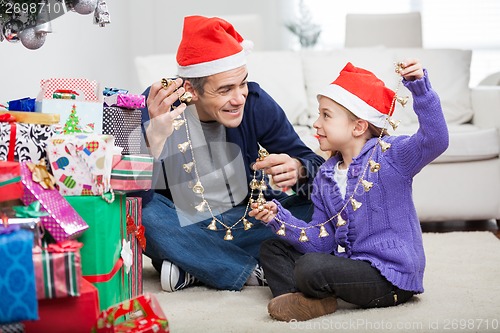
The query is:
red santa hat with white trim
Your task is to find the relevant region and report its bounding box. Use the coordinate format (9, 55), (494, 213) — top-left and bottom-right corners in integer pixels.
(176, 16), (254, 78)
(318, 62), (396, 128)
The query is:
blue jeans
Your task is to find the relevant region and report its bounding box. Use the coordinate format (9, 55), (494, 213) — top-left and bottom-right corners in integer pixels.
(142, 193), (314, 291)
(260, 239), (414, 307)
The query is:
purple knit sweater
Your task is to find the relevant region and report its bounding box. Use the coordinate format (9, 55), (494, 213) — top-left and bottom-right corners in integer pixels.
(268, 70), (449, 293)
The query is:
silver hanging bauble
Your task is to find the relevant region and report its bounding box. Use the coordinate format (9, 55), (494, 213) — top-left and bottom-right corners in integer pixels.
(73, 0), (98, 15)
(19, 28), (46, 50)
(3, 19), (24, 43)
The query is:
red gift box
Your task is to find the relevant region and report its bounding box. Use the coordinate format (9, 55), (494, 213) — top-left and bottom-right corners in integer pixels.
(126, 197), (145, 299)
(0, 161), (23, 202)
(93, 293), (168, 333)
(24, 278), (99, 333)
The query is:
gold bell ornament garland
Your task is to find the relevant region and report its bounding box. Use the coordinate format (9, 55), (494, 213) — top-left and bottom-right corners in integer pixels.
(161, 78), (270, 241)
(273, 62), (409, 243)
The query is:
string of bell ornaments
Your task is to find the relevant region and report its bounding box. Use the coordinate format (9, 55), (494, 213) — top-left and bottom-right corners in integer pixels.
(0, 0), (110, 50)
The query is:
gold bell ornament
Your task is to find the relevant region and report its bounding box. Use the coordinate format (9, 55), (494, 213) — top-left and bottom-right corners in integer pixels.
(276, 224), (286, 236)
(298, 229), (309, 242)
(319, 225), (329, 238)
(224, 229), (234, 241)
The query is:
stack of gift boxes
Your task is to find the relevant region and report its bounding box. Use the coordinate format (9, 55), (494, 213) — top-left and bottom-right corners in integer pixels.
(0, 78), (169, 333)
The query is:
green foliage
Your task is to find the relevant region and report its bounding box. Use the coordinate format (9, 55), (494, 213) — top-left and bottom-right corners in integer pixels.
(285, 0), (322, 48)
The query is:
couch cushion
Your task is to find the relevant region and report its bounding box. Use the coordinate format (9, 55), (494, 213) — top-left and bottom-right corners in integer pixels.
(392, 48), (473, 125)
(135, 54), (178, 91)
(246, 51), (308, 124)
(300, 48), (474, 127)
(394, 124), (499, 163)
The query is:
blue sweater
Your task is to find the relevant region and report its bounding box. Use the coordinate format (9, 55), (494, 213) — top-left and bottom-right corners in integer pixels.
(268, 70), (449, 293)
(139, 82), (325, 206)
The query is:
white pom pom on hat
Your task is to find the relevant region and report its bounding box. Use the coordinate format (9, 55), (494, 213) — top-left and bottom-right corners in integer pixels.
(318, 62), (396, 128)
(176, 15), (253, 78)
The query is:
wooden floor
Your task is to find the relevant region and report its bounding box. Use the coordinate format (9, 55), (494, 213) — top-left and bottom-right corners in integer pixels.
(421, 219), (500, 239)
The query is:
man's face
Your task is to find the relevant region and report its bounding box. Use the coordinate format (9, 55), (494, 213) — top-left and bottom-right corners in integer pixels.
(190, 65), (249, 128)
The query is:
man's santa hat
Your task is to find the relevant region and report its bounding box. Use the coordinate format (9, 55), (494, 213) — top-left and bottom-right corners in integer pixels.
(176, 16), (253, 78)
(318, 62), (396, 128)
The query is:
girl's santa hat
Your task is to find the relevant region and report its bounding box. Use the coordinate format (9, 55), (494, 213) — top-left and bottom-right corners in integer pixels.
(176, 16), (253, 78)
(318, 62), (396, 128)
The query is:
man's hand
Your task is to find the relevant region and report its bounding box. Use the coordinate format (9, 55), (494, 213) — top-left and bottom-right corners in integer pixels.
(253, 154), (306, 189)
(145, 78), (187, 158)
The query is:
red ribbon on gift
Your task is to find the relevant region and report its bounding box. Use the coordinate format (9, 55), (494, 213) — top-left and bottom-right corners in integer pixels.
(47, 239), (83, 252)
(126, 213), (146, 250)
(0, 113), (17, 161)
(84, 258), (124, 284)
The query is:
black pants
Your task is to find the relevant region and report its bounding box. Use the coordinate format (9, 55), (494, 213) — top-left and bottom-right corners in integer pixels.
(260, 239), (414, 308)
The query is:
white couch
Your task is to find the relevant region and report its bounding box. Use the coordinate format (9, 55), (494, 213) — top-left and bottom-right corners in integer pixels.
(135, 48), (500, 225)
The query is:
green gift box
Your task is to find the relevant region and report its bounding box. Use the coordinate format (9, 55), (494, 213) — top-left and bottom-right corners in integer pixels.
(66, 194), (129, 311)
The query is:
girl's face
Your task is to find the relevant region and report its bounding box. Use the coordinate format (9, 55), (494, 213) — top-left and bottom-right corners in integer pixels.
(313, 96), (356, 152)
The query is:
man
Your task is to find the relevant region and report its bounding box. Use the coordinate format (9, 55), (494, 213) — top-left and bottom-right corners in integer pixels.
(140, 15), (324, 292)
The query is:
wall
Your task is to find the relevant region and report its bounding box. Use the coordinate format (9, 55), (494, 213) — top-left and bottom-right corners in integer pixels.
(0, 0), (290, 103)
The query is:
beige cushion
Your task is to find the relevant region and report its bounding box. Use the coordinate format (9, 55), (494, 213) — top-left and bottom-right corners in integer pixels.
(300, 48), (473, 127)
(135, 54), (178, 91)
(394, 124), (499, 163)
(246, 51), (308, 124)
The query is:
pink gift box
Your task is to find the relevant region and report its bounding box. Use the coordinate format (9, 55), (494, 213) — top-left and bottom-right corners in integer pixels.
(104, 94), (145, 109)
(20, 162), (89, 242)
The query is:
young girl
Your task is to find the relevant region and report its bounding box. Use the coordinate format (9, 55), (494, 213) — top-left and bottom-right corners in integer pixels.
(249, 60), (449, 322)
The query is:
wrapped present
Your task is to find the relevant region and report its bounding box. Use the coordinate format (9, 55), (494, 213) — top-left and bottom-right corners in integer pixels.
(103, 94), (145, 109)
(0, 161), (23, 202)
(0, 110), (60, 125)
(21, 161), (89, 242)
(33, 240), (83, 300)
(2, 215), (43, 248)
(93, 293), (169, 333)
(24, 278), (99, 333)
(103, 87), (128, 97)
(110, 155), (153, 192)
(35, 78), (103, 134)
(103, 107), (142, 155)
(0, 113), (56, 163)
(69, 194), (130, 310)
(126, 197), (144, 298)
(0, 228), (38, 324)
(45, 134), (115, 196)
(8, 97), (35, 112)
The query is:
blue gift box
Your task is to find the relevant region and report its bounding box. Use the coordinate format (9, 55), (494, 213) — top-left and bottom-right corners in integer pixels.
(0, 228), (38, 324)
(8, 98), (35, 112)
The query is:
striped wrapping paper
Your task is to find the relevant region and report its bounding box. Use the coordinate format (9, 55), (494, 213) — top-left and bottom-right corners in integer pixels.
(110, 155), (153, 191)
(126, 197), (144, 298)
(33, 240), (83, 300)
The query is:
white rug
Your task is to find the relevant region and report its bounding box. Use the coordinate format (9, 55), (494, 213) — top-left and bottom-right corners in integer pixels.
(143, 232), (500, 332)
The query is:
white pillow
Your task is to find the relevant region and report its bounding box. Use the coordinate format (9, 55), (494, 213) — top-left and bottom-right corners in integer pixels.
(392, 48), (473, 125)
(246, 51), (308, 124)
(134, 54), (178, 92)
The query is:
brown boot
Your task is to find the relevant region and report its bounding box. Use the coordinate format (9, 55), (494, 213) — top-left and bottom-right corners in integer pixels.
(267, 292), (337, 322)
